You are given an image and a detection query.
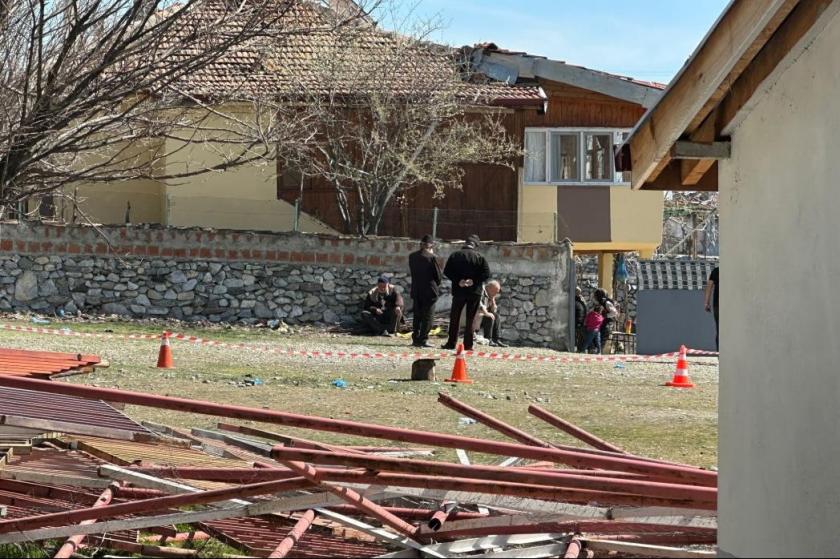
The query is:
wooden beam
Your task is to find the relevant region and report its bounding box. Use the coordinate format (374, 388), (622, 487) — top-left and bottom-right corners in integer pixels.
(671, 141), (731, 160)
(581, 539), (717, 558)
(719, 0), (840, 134)
(640, 161), (719, 192)
(630, 0), (798, 189)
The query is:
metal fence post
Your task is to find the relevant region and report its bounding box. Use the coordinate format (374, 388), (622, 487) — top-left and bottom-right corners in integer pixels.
(293, 199), (300, 232)
(432, 207), (438, 239)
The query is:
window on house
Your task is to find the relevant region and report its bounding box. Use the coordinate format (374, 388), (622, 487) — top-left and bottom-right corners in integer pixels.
(524, 128), (629, 185)
(524, 131), (546, 183)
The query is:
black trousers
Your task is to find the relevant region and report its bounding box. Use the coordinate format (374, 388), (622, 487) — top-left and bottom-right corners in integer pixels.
(713, 305), (719, 350)
(481, 312), (501, 342)
(447, 295), (481, 350)
(361, 308), (402, 334)
(412, 297), (437, 345)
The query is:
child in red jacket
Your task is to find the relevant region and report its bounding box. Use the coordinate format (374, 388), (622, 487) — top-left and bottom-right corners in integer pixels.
(581, 305), (604, 354)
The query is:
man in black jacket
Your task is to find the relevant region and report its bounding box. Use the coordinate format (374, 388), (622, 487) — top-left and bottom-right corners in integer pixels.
(443, 234), (490, 351)
(408, 235), (442, 348)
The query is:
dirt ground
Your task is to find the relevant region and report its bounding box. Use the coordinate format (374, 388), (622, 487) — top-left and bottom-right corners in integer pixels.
(0, 318), (719, 468)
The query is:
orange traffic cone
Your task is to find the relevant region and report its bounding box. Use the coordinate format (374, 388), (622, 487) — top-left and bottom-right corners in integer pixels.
(665, 345), (693, 388)
(446, 343), (473, 384)
(156, 331), (174, 369)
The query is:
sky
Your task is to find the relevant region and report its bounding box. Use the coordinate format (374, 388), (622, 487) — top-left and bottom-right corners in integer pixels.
(383, 0), (731, 84)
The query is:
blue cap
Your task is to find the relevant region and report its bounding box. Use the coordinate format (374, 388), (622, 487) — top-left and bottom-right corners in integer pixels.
(377, 275), (390, 284)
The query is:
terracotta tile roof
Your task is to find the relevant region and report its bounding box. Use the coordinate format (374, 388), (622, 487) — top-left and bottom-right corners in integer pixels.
(0, 348), (100, 379)
(164, 0), (543, 107)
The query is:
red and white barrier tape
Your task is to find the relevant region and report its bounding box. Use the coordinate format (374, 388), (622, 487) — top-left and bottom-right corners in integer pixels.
(0, 323), (719, 363)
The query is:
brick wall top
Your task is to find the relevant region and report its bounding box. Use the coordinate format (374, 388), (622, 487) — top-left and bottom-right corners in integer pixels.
(0, 222), (570, 276)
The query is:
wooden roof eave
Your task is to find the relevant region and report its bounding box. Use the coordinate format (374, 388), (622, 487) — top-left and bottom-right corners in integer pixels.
(619, 0), (840, 192)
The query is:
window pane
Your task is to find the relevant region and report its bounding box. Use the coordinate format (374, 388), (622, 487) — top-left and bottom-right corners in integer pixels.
(585, 133), (612, 181)
(550, 133), (579, 181)
(524, 131), (546, 182)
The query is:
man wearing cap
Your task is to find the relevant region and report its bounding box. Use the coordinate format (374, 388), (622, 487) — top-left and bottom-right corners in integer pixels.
(443, 234), (491, 351)
(361, 276), (404, 336)
(409, 235), (442, 348)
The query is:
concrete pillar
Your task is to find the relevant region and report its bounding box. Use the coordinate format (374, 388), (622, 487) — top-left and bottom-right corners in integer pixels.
(638, 248), (655, 259)
(597, 252), (614, 292)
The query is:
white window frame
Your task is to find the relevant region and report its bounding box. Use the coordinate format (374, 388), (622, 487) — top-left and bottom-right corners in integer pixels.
(523, 128), (630, 186)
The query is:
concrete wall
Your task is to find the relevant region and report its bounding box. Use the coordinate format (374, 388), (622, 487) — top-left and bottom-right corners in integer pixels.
(718, 8), (840, 557)
(635, 290), (716, 355)
(0, 223), (573, 349)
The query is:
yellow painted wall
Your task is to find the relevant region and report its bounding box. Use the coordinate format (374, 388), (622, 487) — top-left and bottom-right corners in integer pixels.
(61, 138), (166, 224)
(518, 184), (558, 243)
(609, 187), (664, 245)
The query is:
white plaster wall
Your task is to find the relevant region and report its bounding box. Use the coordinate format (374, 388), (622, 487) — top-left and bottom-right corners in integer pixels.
(718, 9), (840, 557)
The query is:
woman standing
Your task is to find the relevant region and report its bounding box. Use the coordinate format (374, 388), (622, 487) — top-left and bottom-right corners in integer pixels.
(593, 288), (618, 354)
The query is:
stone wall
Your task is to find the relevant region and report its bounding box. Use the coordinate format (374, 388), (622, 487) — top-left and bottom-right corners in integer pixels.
(576, 254), (639, 320)
(0, 223), (573, 349)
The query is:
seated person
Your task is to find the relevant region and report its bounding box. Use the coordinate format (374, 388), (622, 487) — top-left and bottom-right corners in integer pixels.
(473, 280), (506, 347)
(361, 276), (404, 336)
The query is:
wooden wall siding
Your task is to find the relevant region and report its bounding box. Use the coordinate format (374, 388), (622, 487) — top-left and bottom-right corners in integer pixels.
(277, 83), (647, 240)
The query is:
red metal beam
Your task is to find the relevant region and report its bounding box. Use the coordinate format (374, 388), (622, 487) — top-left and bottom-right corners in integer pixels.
(279, 460), (419, 540)
(269, 448), (716, 504)
(314, 470), (715, 510)
(268, 510), (316, 558)
(0, 376), (716, 486)
(529, 405), (626, 454)
(426, 519), (717, 540)
(427, 502), (457, 532)
(438, 392), (552, 447)
(53, 484), (118, 559)
(0, 477), (312, 535)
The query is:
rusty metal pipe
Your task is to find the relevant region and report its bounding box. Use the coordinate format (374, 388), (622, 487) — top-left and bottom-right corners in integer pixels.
(426, 519), (717, 540)
(280, 460), (419, 539)
(564, 537), (583, 558)
(427, 502), (457, 531)
(53, 484), (117, 559)
(315, 470), (715, 510)
(0, 376), (716, 485)
(529, 405), (625, 453)
(438, 392), (552, 447)
(0, 477), (311, 535)
(126, 465), (699, 507)
(269, 510), (316, 558)
(270, 448), (716, 504)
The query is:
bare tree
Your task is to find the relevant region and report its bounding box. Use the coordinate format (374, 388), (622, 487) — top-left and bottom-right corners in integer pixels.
(271, 9), (521, 235)
(0, 0), (370, 217)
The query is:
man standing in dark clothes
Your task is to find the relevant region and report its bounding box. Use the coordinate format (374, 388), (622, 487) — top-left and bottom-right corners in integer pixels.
(704, 266), (719, 350)
(361, 276), (404, 336)
(408, 235), (442, 348)
(443, 234), (490, 351)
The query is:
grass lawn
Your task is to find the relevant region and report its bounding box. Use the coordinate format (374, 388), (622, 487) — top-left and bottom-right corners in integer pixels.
(0, 318), (719, 468)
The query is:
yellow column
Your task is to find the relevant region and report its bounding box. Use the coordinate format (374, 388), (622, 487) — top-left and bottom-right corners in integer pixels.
(638, 247), (655, 259)
(598, 252), (614, 292)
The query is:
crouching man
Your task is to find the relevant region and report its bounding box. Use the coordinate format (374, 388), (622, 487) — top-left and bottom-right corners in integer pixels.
(361, 276), (404, 336)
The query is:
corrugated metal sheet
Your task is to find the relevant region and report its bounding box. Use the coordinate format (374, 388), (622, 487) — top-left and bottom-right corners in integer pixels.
(0, 386), (148, 434)
(0, 348), (100, 378)
(202, 515), (387, 558)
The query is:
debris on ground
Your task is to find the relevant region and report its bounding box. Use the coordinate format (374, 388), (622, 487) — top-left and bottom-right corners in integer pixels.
(0, 346), (717, 557)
